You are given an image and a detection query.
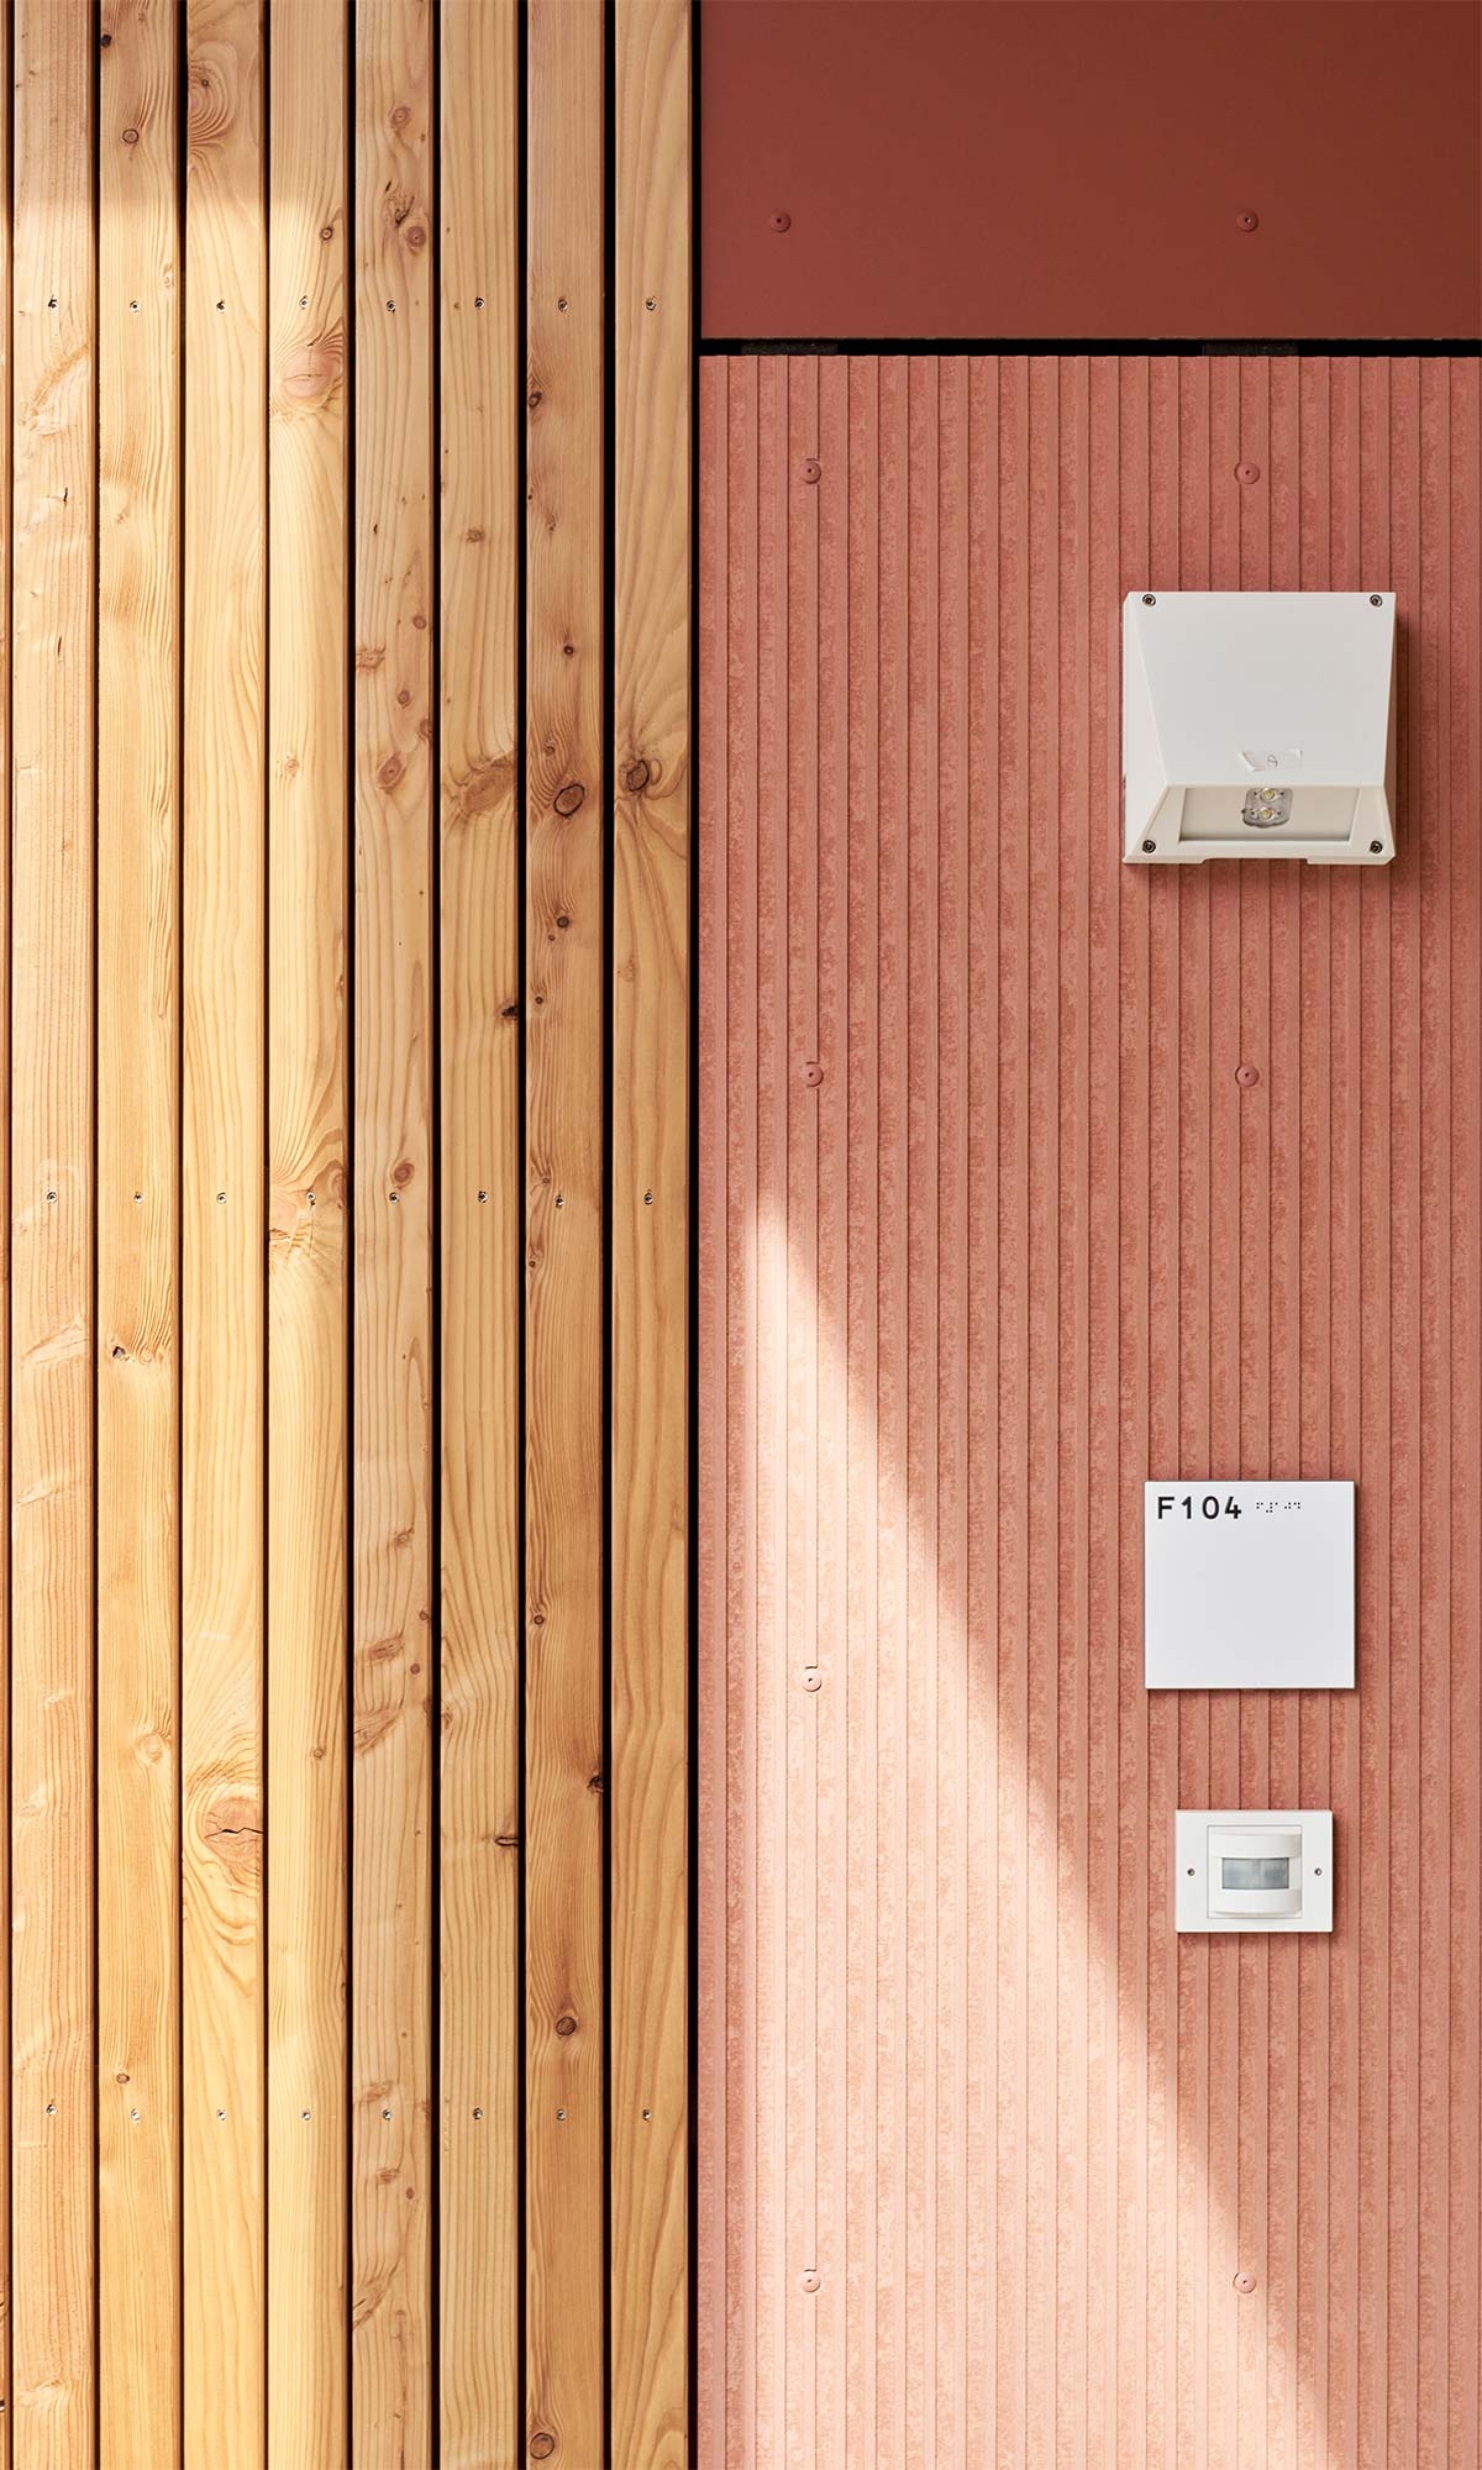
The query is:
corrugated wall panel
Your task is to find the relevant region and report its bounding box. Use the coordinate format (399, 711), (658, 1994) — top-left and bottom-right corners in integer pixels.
(698, 352), (1482, 2469)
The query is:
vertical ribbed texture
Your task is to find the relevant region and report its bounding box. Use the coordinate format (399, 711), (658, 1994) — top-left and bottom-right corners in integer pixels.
(698, 353), (1482, 2467)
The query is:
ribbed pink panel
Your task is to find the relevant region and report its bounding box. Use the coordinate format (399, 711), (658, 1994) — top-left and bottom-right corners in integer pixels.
(698, 356), (1482, 2469)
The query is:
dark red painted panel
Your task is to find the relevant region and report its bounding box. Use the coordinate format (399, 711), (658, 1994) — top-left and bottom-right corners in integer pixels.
(701, 1), (1482, 339)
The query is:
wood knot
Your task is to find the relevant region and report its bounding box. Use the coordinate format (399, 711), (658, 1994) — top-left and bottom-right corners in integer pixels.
(377, 752), (404, 790)
(203, 1796), (261, 1884)
(554, 2014), (577, 2038)
(622, 757), (652, 794)
(553, 782), (585, 818)
(530, 2437), (556, 2462)
(279, 325), (345, 412)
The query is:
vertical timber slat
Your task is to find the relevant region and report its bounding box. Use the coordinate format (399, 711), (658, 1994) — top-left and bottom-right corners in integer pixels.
(352, 0), (435, 2459)
(9, 1), (96, 2456)
(525, 1), (606, 2459)
(181, 0), (266, 2458)
(438, 0), (521, 2461)
(96, 0), (181, 2457)
(267, 1), (349, 2459)
(612, 1), (690, 2462)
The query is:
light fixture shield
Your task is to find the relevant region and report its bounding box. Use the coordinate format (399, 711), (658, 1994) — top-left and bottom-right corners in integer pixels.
(1124, 590), (1396, 864)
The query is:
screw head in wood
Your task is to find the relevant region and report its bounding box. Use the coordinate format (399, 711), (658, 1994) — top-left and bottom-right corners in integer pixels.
(800, 1060), (824, 1088)
(1141, 840), (1156, 855)
(1369, 594), (1383, 606)
(1142, 593), (1156, 606)
(1236, 1063), (1261, 1088)
(1370, 840), (1384, 855)
(1236, 462), (1261, 486)
(1234, 2269), (1258, 2294)
(799, 2269), (821, 2294)
(803, 459), (821, 484)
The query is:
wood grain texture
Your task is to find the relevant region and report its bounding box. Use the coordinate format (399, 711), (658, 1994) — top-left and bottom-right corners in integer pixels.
(352, 0), (435, 2457)
(9, 3), (96, 2457)
(699, 352), (1482, 2468)
(611, 3), (690, 2462)
(437, 3), (521, 2462)
(96, 1), (180, 2458)
(525, 2), (606, 2459)
(266, 3), (348, 2460)
(181, 2), (266, 2459)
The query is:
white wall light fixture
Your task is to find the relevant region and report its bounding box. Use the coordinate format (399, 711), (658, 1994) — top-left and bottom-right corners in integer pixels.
(1175, 1810), (1334, 1934)
(1123, 590), (1396, 865)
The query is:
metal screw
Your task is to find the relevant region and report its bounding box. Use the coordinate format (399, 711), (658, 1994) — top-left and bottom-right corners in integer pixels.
(302, 2110), (311, 2120)
(1142, 593), (1156, 606)
(643, 1190), (653, 1206)
(382, 2108), (392, 2120)
(46, 2103), (56, 2116)
(474, 296), (484, 308)
(1369, 593), (1383, 606)
(473, 2107), (483, 2120)
(131, 2109), (140, 2122)
(641, 2109), (652, 2122)
(645, 297), (656, 312)
(1369, 841), (1384, 855)
(1313, 1866), (1323, 1877)
(478, 1189), (488, 1203)
(557, 296), (568, 312)
(216, 2110), (226, 2121)
(389, 1191), (399, 1203)
(46, 1189), (56, 1203)
(556, 2108), (566, 2122)
(1141, 840), (1157, 855)
(216, 1190), (225, 1204)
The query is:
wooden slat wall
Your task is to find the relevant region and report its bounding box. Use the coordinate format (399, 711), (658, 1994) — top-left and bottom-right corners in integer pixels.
(698, 351), (1482, 2468)
(0, 4), (691, 2463)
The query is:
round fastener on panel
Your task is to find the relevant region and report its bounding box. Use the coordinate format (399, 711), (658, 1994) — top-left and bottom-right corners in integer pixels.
(1141, 840), (1157, 855)
(1312, 1866), (1323, 1876)
(1235, 462), (1261, 486)
(803, 1669), (823, 1693)
(1236, 1063), (1261, 1089)
(1186, 1867), (1196, 1877)
(801, 1060), (824, 1088)
(1141, 593), (1156, 606)
(770, 211), (792, 232)
(474, 296), (485, 309)
(799, 2269), (821, 2294)
(1235, 210), (1259, 233)
(1234, 2270), (1258, 2295)
(45, 2103), (56, 2116)
(803, 459), (821, 484)
(1369, 841), (1384, 855)
(556, 2109), (567, 2122)
(473, 2107), (484, 2119)
(642, 2109), (653, 2122)
(645, 297), (657, 312)
(557, 297), (568, 312)
(1369, 594), (1383, 606)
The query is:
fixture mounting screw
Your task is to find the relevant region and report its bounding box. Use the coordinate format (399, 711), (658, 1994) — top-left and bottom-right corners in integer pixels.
(1235, 462), (1261, 486)
(1369, 841), (1384, 855)
(1235, 210), (1259, 233)
(1141, 593), (1156, 606)
(1141, 840), (1156, 855)
(799, 2269), (821, 2294)
(1234, 2269), (1258, 2294)
(1236, 1063), (1261, 1089)
(770, 211), (791, 232)
(803, 459), (821, 484)
(1369, 594), (1383, 606)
